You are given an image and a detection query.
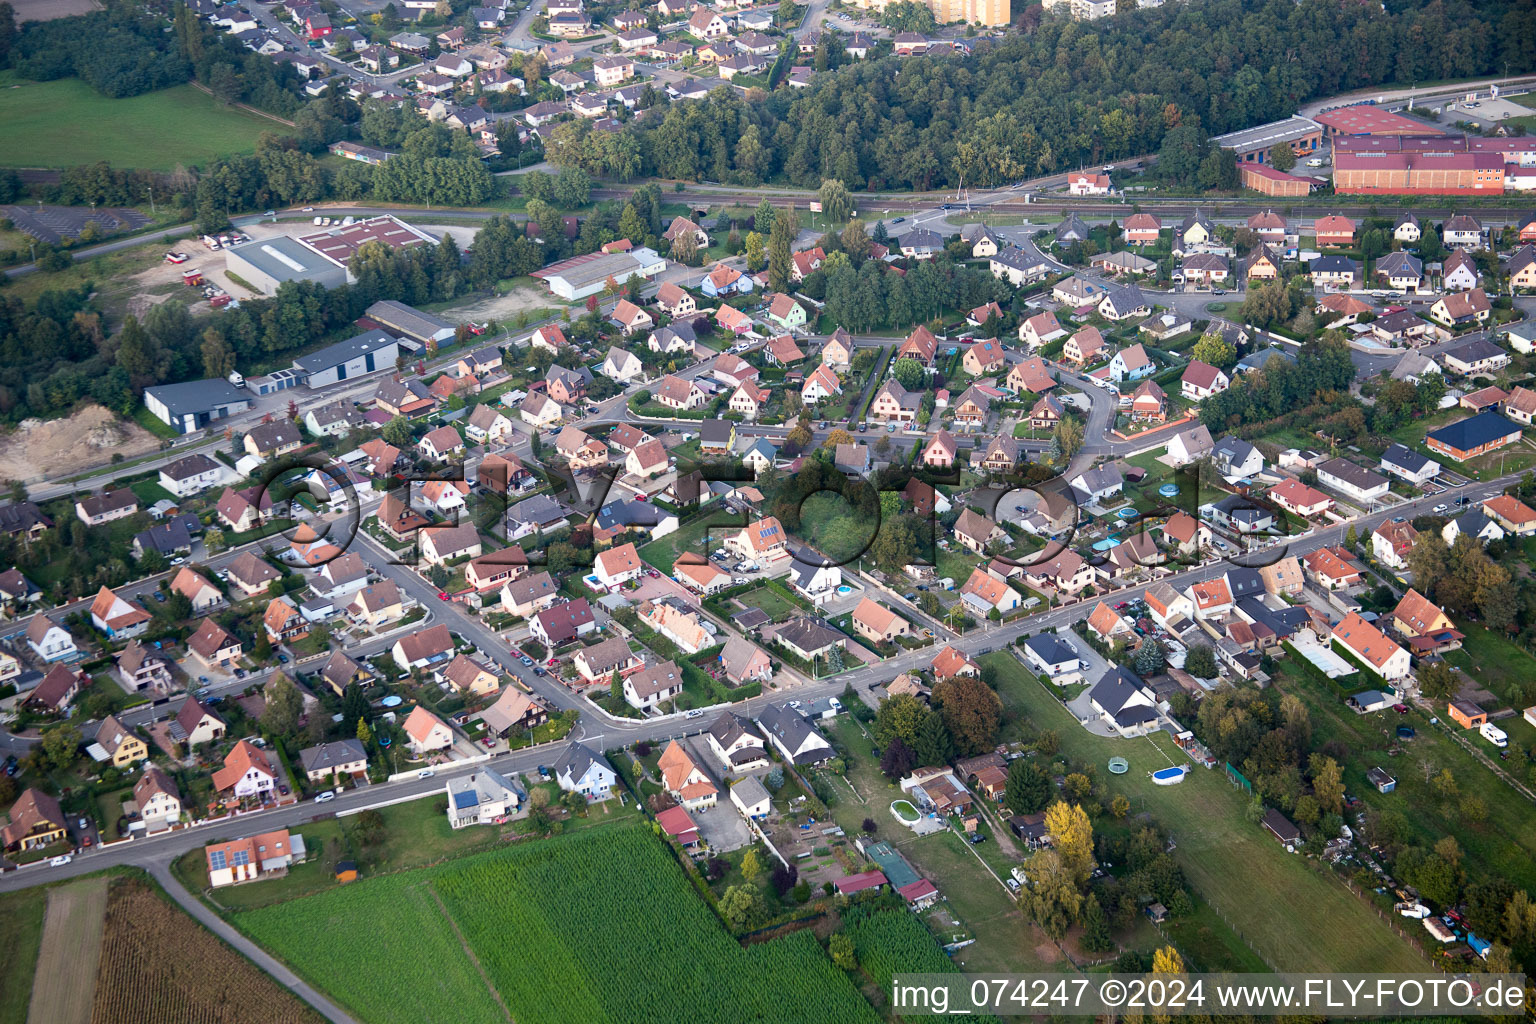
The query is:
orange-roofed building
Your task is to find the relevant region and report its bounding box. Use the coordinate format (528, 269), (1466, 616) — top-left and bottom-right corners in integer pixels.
(212, 739), (277, 800)
(658, 740), (718, 809)
(931, 645), (980, 681)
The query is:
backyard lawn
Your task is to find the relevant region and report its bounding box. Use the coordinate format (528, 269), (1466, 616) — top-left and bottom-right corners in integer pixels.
(984, 652), (1428, 973)
(637, 514), (726, 576)
(733, 584), (801, 622)
(0, 74), (275, 169)
(794, 492), (878, 566)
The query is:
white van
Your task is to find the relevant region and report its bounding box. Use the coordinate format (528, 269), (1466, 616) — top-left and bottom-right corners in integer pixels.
(1306, 157), (1324, 168)
(1480, 721), (1508, 748)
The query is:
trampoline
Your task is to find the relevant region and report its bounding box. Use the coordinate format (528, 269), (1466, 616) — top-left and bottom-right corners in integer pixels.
(1107, 757), (1129, 775)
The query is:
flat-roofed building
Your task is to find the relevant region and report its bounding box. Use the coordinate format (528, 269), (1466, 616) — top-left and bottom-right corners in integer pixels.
(223, 235), (348, 295)
(1212, 116), (1323, 165)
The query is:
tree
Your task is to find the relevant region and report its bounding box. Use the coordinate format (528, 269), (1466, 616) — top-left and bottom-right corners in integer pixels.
(768, 208), (796, 293)
(1134, 638), (1166, 676)
(874, 693), (927, 749)
(1025, 848), (1082, 939)
(1044, 801), (1095, 886)
(744, 231), (766, 273)
(1417, 660), (1457, 701)
(1151, 945), (1185, 975)
(356, 718), (373, 747)
(913, 711), (955, 767)
(880, 737), (916, 779)
(1111, 794), (1130, 819)
(382, 416), (414, 449)
(891, 357), (924, 391)
(1183, 644), (1217, 679)
(754, 197), (774, 233)
(1309, 754), (1344, 816)
(670, 228), (698, 266)
(818, 179), (853, 223)
(718, 885), (766, 931)
(40, 724), (82, 772)
(741, 848), (763, 883)
(1053, 417), (1084, 461)
(821, 428), (855, 451)
(1081, 894), (1114, 952)
(341, 682), (369, 731)
(1190, 332), (1236, 369)
(931, 676), (1001, 756)
(829, 932), (856, 970)
(261, 675), (304, 738)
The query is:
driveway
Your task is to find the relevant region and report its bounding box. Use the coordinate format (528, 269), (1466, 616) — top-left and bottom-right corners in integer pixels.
(694, 803), (751, 853)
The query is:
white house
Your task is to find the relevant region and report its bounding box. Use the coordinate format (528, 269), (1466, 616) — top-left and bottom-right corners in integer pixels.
(601, 346), (644, 383)
(403, 705), (454, 755)
(1022, 633), (1083, 683)
(1317, 457), (1391, 505)
(554, 740), (618, 800)
(1087, 668), (1160, 737)
(25, 618), (77, 662)
(158, 453), (230, 498)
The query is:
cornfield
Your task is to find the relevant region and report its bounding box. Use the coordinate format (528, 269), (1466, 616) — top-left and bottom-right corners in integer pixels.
(846, 908), (1003, 1024)
(432, 825), (882, 1024)
(91, 879), (325, 1024)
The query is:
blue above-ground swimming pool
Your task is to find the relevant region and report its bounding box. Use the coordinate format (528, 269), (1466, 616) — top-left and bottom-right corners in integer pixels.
(1152, 765), (1189, 785)
(1115, 508), (1140, 521)
(1159, 484), (1180, 497)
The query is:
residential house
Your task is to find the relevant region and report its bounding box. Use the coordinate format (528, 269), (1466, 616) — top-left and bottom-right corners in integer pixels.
(851, 598), (909, 645)
(656, 282), (696, 317)
(134, 767), (182, 831)
(594, 541), (644, 589)
(962, 339), (1006, 377)
(1024, 633), (1083, 681)
(1088, 667), (1160, 737)
(158, 453), (229, 498)
(27, 663), (83, 714)
(1068, 464), (1124, 505)
(1061, 325), (1105, 365)
(1316, 457), (1391, 505)
(1426, 410), (1523, 462)
(1431, 289), (1492, 329)
(1109, 343), (1155, 382)
(90, 586), (150, 640)
(1332, 611), (1411, 681)
(756, 703), (833, 765)
(959, 568), (1021, 616)
(115, 639), (173, 693)
(1180, 360), (1229, 401)
(404, 705), (454, 755)
(622, 659), (685, 709)
(244, 420), (302, 461)
(718, 636), (772, 685)
(445, 769), (523, 828)
(479, 688), (550, 736)
(1211, 436), (1264, 482)
(553, 741), (618, 800)
(573, 636), (645, 684)
(1303, 546), (1363, 589)
(1485, 494), (1536, 536)
(392, 623), (456, 672)
(1130, 380), (1168, 423)
(1269, 477), (1333, 518)
(1314, 215), (1355, 247)
(464, 405), (513, 445)
(212, 739), (276, 800)
(1160, 512), (1210, 556)
(186, 618), (241, 670)
(298, 739), (368, 783)
(1372, 518), (1419, 570)
(654, 374), (707, 410)
(1441, 249), (1481, 291)
(76, 489), (138, 526)
(530, 598), (597, 647)
(1379, 443), (1440, 486)
(348, 581), (405, 627)
(1165, 425), (1214, 467)
(2, 789), (66, 851)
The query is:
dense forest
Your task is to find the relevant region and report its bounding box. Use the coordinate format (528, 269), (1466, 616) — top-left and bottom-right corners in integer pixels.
(550, 0), (1536, 189)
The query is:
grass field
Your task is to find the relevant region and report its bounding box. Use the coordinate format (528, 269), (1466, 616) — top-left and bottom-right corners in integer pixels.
(983, 652), (1428, 973)
(0, 888), (46, 1024)
(238, 823), (883, 1024)
(0, 74), (274, 170)
(733, 584), (800, 622)
(27, 875), (107, 1024)
(176, 792), (507, 911)
(1274, 657), (1536, 896)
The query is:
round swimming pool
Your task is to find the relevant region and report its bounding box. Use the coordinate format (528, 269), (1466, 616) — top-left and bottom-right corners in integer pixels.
(1115, 508), (1140, 521)
(1158, 484), (1180, 497)
(836, 585), (853, 594)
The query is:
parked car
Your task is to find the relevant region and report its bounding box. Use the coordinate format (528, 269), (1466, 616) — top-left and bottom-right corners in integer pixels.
(314, 791), (335, 803)
(50, 855), (72, 867)
(417, 769), (435, 779)
(1393, 703), (1410, 714)
(520, 655), (533, 666)
(685, 709), (704, 719)
(538, 765), (551, 779)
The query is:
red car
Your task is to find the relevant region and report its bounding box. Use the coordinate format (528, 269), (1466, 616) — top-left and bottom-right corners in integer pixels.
(509, 647), (523, 659)
(546, 657), (559, 667)
(437, 591), (449, 601)
(1393, 703), (1409, 714)
(634, 494), (648, 502)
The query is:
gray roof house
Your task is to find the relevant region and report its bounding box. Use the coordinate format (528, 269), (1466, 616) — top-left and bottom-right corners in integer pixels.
(756, 703), (834, 765)
(553, 740), (617, 800)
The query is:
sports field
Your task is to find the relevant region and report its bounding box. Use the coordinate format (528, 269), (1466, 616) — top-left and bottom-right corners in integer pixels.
(0, 74), (274, 170)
